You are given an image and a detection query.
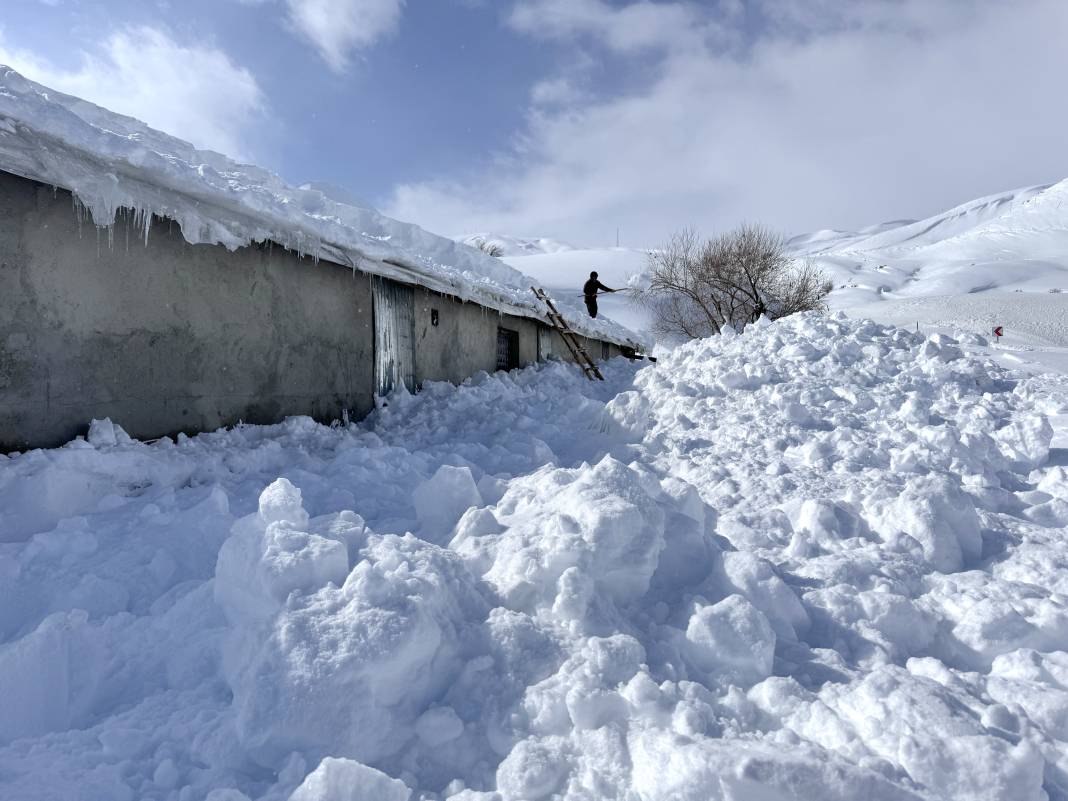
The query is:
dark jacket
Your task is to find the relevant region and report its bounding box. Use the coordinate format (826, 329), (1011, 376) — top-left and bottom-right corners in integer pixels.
(583, 278), (613, 297)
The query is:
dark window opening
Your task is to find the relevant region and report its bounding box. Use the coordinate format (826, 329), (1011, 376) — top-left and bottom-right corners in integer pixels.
(496, 327), (520, 372)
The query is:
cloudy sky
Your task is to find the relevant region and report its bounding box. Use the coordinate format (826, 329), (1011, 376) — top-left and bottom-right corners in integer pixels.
(2, 0), (1066, 247)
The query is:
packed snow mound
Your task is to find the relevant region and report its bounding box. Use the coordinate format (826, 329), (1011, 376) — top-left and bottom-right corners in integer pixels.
(456, 233), (576, 257)
(0, 67), (642, 349)
(1, 316), (1067, 800)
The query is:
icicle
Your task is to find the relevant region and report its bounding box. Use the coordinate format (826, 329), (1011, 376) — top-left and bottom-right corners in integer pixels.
(71, 194), (89, 239)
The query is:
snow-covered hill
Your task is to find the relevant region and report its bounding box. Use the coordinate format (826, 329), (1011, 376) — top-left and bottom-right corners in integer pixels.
(2, 315), (1066, 800)
(455, 233), (577, 257)
(792, 180), (1068, 311)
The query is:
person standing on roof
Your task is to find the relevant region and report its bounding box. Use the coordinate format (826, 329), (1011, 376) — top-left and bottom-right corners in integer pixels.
(583, 271), (617, 318)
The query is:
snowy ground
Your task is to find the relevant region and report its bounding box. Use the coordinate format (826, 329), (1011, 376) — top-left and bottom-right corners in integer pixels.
(2, 312), (1067, 800)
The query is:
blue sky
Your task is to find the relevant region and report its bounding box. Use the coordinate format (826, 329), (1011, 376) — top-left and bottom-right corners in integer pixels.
(2, 0), (1067, 247)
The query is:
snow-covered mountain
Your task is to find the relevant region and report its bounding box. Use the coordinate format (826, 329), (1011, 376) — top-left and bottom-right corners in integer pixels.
(792, 180), (1068, 306)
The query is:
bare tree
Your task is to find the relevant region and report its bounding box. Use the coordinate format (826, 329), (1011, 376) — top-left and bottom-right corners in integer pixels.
(471, 237), (505, 258)
(638, 224), (831, 339)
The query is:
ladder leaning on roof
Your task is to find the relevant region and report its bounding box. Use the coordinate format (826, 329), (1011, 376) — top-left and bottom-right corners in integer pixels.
(531, 286), (604, 381)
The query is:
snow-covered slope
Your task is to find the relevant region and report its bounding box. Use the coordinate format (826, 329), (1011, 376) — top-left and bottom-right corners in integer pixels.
(2, 314), (1066, 800)
(791, 180), (1068, 310)
(0, 67), (643, 348)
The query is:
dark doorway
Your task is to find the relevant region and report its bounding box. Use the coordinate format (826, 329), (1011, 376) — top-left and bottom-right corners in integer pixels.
(496, 327), (520, 372)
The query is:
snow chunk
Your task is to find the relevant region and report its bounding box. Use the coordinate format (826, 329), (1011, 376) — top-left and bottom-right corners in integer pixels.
(459, 457), (670, 623)
(223, 533), (487, 767)
(866, 475), (981, 572)
(0, 610), (101, 745)
(683, 595), (776, 686)
(995, 415), (1053, 469)
(289, 758), (410, 801)
(415, 706), (465, 747)
(413, 465), (482, 544)
(259, 477), (311, 528)
(86, 418), (132, 448)
(215, 479), (348, 627)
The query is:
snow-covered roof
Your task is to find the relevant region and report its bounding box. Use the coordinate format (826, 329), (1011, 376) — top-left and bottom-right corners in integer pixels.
(0, 67), (646, 349)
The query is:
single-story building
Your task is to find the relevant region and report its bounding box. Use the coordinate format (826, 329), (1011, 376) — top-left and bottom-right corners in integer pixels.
(0, 68), (645, 452)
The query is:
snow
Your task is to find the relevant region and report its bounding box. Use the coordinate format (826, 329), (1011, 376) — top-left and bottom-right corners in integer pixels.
(289, 758), (411, 801)
(454, 233), (576, 258)
(2, 312), (1067, 800)
(787, 180), (1068, 357)
(0, 67), (643, 350)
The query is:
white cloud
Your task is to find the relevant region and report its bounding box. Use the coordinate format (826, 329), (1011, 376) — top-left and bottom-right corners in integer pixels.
(285, 0), (405, 72)
(508, 0), (713, 53)
(387, 0), (1068, 247)
(530, 77), (584, 106)
(0, 27), (265, 158)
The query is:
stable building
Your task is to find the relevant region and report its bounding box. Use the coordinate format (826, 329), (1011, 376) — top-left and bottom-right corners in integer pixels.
(0, 69), (644, 452)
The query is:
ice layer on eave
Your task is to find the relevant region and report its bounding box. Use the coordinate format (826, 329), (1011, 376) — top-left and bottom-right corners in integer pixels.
(0, 66), (647, 349)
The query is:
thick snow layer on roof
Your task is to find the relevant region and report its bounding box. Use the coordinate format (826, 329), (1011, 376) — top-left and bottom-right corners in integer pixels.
(0, 66), (644, 349)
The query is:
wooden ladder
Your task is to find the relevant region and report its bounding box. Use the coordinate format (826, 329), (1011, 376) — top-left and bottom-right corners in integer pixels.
(531, 286), (604, 381)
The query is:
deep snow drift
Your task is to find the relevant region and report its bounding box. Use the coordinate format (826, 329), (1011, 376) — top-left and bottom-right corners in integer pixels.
(2, 313), (1067, 800)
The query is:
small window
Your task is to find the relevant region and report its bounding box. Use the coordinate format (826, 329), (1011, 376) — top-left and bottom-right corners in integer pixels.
(496, 327), (520, 371)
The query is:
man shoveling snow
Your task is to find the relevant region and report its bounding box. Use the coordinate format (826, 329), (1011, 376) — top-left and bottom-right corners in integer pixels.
(583, 270), (618, 318)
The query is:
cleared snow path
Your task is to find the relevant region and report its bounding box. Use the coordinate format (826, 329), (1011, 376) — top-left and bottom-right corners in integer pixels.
(1, 313), (1067, 801)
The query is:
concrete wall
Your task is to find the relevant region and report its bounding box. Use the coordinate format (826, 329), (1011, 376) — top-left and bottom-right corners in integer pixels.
(0, 169), (625, 451)
(0, 170), (375, 451)
(412, 288), (541, 384)
(544, 329), (622, 365)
